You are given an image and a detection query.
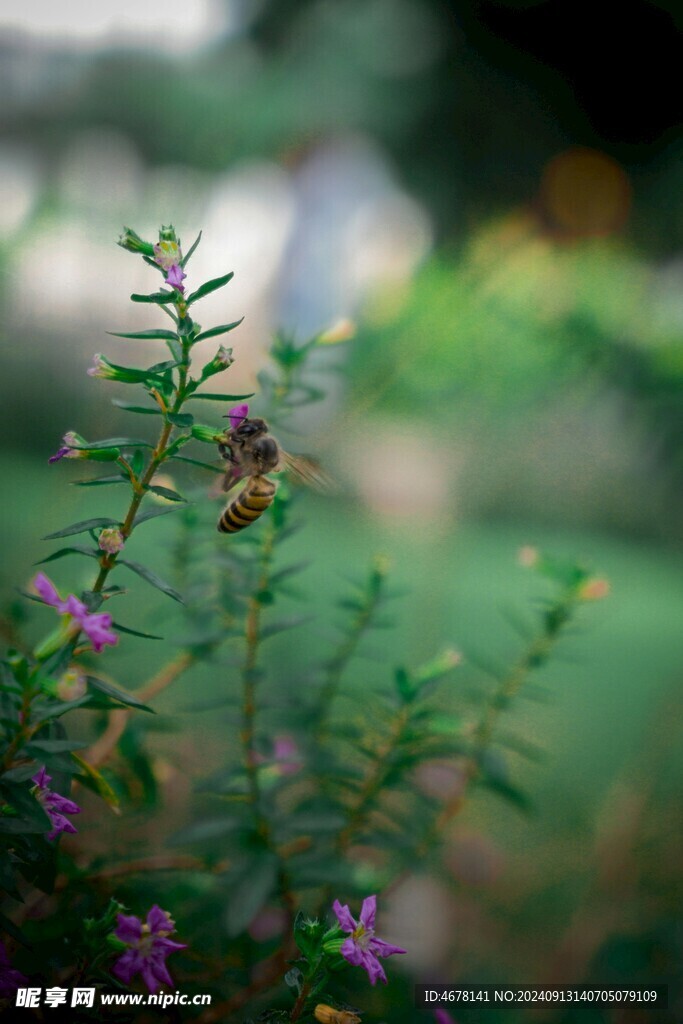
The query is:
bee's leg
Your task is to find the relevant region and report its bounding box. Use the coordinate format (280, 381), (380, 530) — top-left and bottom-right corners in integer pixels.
(222, 469), (244, 494)
(218, 442), (236, 464)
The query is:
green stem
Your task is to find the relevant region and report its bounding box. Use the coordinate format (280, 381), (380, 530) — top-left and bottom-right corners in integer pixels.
(242, 520), (276, 822)
(91, 336), (191, 595)
(289, 979), (312, 1022)
(336, 703), (410, 856)
(316, 561), (386, 741)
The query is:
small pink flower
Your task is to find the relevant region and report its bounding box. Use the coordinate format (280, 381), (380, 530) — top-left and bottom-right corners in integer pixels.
(165, 263), (186, 292)
(226, 403), (249, 429)
(48, 431), (85, 464)
(32, 572), (118, 654)
(32, 767), (81, 841)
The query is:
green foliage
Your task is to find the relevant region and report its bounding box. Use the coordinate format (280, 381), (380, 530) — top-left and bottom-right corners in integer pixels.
(0, 225), (614, 1022)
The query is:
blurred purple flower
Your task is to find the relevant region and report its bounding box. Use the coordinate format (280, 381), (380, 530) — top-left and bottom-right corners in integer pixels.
(48, 431), (84, 464)
(254, 735), (302, 777)
(434, 1011), (457, 1024)
(0, 941), (28, 999)
(332, 895), (406, 986)
(112, 906), (187, 994)
(226, 403), (249, 429)
(32, 572), (118, 654)
(32, 766), (81, 841)
(272, 735), (302, 776)
(165, 263), (186, 293)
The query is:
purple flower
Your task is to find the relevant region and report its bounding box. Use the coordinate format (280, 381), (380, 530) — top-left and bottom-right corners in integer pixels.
(0, 941), (28, 999)
(48, 431), (85, 464)
(226, 403), (249, 429)
(434, 1011), (457, 1024)
(32, 767), (81, 841)
(112, 906), (187, 994)
(32, 572), (118, 654)
(165, 263), (186, 293)
(332, 895), (406, 986)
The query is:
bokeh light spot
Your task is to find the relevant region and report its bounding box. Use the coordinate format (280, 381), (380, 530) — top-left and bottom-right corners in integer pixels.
(540, 147), (632, 237)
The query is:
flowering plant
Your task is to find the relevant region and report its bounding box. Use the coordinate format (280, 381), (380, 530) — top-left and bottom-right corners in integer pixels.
(0, 226), (608, 1021)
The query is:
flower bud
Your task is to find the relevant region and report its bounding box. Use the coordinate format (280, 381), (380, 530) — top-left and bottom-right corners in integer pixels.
(98, 528), (125, 554)
(191, 424), (224, 444)
(87, 354), (151, 384)
(315, 1006), (361, 1024)
(200, 346), (234, 380)
(117, 227), (155, 257)
(49, 431), (89, 463)
(56, 668), (88, 701)
(158, 224), (179, 244)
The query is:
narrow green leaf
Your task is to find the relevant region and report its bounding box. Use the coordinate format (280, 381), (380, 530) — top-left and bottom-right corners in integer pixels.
(130, 290), (175, 304)
(118, 559), (183, 604)
(193, 318), (244, 343)
(166, 412), (194, 428)
(107, 329), (178, 341)
(34, 546), (101, 566)
(186, 271), (234, 306)
(186, 392), (254, 402)
(147, 485), (185, 503)
(71, 475), (127, 487)
(261, 615), (313, 640)
(112, 622), (163, 640)
(71, 754), (120, 810)
(32, 696), (91, 722)
(133, 503), (190, 527)
(147, 359), (182, 373)
(111, 400), (161, 416)
(180, 230), (202, 268)
(43, 518), (120, 540)
(169, 455), (223, 473)
(26, 739), (88, 754)
(71, 438), (154, 450)
(86, 677), (155, 713)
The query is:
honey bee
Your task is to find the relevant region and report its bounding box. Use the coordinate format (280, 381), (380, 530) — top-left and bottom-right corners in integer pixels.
(314, 1005), (361, 1024)
(217, 413), (328, 534)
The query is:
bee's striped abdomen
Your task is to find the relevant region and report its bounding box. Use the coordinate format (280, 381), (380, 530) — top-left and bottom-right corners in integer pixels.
(218, 475), (276, 534)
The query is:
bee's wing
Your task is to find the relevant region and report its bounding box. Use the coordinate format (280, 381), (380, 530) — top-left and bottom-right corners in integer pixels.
(277, 450), (335, 493)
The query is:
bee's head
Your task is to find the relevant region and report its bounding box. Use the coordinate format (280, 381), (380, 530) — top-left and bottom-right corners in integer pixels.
(229, 417), (268, 440)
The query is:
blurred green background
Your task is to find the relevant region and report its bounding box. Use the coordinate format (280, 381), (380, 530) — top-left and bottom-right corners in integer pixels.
(1, 0), (682, 1018)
